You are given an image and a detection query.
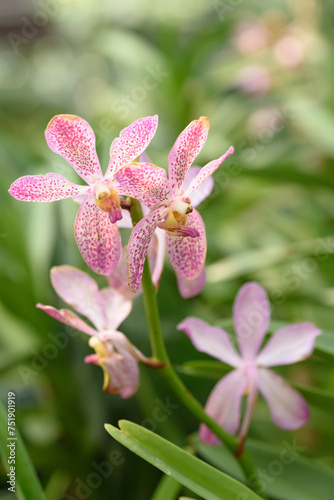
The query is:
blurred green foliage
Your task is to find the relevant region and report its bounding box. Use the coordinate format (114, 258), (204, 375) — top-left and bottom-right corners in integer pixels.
(1, 0), (334, 498)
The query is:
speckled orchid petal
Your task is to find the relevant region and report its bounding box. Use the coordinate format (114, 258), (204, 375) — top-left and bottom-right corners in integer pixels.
(199, 370), (248, 444)
(257, 323), (321, 367)
(50, 266), (107, 331)
(45, 114), (103, 185)
(9, 173), (89, 202)
(166, 209), (206, 279)
(74, 194), (122, 275)
(108, 230), (164, 298)
(105, 115), (159, 178)
(101, 331), (140, 398)
(178, 317), (241, 367)
(176, 267), (206, 298)
(183, 147), (234, 199)
(257, 368), (310, 429)
(233, 282), (271, 361)
(127, 205), (169, 292)
(168, 117), (210, 196)
(182, 167), (214, 208)
(99, 287), (132, 331)
(36, 304), (97, 336)
(115, 162), (171, 207)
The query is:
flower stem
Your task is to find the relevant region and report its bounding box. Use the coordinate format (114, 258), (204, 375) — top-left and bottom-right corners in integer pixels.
(130, 199), (267, 499)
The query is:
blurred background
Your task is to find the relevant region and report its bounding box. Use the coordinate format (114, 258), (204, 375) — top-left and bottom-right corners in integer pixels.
(1, 0), (334, 498)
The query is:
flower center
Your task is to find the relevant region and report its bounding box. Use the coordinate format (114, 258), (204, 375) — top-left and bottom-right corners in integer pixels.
(94, 182), (110, 201)
(88, 336), (110, 359)
(156, 196), (198, 240)
(94, 186), (123, 223)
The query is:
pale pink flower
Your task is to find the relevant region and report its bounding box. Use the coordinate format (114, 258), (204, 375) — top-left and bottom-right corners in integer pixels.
(178, 282), (321, 447)
(9, 114), (158, 275)
(37, 266), (152, 398)
(114, 117), (234, 291)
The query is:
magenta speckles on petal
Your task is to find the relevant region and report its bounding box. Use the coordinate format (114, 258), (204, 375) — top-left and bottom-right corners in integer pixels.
(45, 115), (103, 185)
(105, 115), (159, 178)
(74, 195), (122, 275)
(183, 147), (234, 199)
(127, 205), (169, 292)
(115, 162), (172, 207)
(166, 209), (206, 279)
(9, 173), (88, 202)
(168, 117), (210, 195)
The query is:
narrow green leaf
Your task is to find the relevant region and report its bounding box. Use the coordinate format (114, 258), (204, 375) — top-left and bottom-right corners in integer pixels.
(0, 399), (46, 500)
(151, 474), (182, 500)
(193, 435), (334, 500)
(176, 360), (230, 380)
(105, 420), (262, 500)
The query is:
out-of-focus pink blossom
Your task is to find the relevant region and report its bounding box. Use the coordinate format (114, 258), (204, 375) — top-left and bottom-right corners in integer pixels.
(37, 266), (156, 398)
(178, 282), (320, 448)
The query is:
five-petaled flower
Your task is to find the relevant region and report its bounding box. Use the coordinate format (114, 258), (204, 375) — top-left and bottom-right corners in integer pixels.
(178, 282), (321, 451)
(9, 114), (158, 275)
(37, 266), (155, 398)
(113, 116), (234, 291)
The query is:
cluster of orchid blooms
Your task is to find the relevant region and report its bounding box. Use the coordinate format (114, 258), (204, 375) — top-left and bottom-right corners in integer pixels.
(9, 114), (320, 446)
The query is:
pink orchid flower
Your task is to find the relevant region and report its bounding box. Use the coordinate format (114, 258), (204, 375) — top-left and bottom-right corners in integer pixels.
(9, 114), (158, 275)
(37, 266), (153, 398)
(178, 282), (321, 450)
(116, 170), (207, 299)
(113, 116), (234, 291)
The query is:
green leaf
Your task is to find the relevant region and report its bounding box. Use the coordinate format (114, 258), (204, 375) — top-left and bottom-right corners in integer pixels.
(176, 360), (230, 380)
(151, 474), (182, 500)
(193, 435), (334, 500)
(105, 420), (262, 500)
(0, 399), (46, 500)
(286, 97), (334, 158)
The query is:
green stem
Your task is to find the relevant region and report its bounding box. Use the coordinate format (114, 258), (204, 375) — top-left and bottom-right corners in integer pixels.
(0, 398), (47, 500)
(130, 200), (267, 499)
